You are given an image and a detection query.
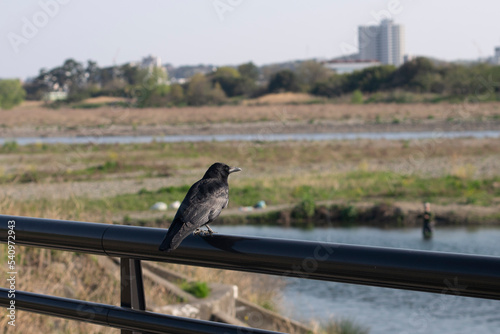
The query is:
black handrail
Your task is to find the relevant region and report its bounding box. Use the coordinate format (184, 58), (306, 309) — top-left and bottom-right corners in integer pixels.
(0, 288), (282, 334)
(1, 215), (500, 300)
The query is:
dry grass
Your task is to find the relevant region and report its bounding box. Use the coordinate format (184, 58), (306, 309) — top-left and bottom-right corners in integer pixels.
(0, 198), (181, 333)
(162, 263), (284, 310)
(82, 96), (129, 104)
(244, 92), (323, 105)
(2, 101), (500, 128)
(0, 194), (285, 333)
(3, 138), (500, 186)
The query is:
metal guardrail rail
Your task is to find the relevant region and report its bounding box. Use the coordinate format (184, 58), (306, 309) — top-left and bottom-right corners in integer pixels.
(1, 215), (500, 332)
(0, 288), (280, 334)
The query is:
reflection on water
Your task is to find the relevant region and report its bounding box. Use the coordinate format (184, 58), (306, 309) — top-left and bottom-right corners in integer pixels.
(216, 226), (500, 334)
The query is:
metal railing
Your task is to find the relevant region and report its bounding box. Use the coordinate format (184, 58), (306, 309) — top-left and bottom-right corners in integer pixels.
(1, 215), (500, 333)
(0, 288), (277, 334)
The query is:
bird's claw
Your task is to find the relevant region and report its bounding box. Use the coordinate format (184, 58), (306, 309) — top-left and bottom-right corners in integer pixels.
(205, 225), (217, 236)
(194, 226), (217, 237)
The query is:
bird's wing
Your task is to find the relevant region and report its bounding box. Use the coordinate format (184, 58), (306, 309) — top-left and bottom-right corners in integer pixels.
(158, 179), (229, 252)
(180, 179), (229, 226)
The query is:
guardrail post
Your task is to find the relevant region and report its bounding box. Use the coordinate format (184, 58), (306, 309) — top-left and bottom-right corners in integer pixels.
(121, 258), (146, 334)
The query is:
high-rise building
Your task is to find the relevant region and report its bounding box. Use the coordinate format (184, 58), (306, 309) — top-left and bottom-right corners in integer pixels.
(493, 47), (500, 65)
(358, 19), (405, 66)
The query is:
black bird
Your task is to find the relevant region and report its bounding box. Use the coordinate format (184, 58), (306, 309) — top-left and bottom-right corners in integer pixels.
(158, 162), (242, 252)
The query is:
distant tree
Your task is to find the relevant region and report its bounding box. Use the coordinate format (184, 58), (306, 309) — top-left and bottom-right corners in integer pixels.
(311, 74), (346, 97)
(136, 67), (168, 91)
(268, 70), (300, 93)
(134, 67), (169, 107)
(309, 57), (500, 101)
(186, 73), (226, 106)
(296, 60), (332, 92)
(0, 79), (26, 109)
(137, 84), (170, 107)
(167, 83), (185, 105)
(237, 62), (260, 97)
(237, 62), (259, 81)
(344, 65), (396, 93)
(211, 66), (241, 97)
(391, 57), (437, 92)
(27, 58), (89, 102)
(61, 58), (86, 92)
(86, 60), (101, 85)
(121, 63), (140, 85)
(186, 73), (211, 105)
(210, 82), (227, 104)
(260, 64), (282, 83)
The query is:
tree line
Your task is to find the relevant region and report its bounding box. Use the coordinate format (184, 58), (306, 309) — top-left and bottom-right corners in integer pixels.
(312, 58), (500, 102)
(1, 57), (499, 109)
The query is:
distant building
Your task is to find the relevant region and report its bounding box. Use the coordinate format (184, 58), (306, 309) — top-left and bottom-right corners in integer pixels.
(404, 54), (413, 63)
(493, 47), (500, 65)
(323, 59), (381, 74)
(358, 19), (405, 66)
(43, 91), (68, 101)
(139, 55), (168, 84)
(141, 55), (162, 70)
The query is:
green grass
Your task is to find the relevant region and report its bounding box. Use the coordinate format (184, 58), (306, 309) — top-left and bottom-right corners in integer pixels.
(1, 140), (18, 152)
(321, 318), (370, 334)
(24, 171), (498, 217)
(180, 281), (211, 298)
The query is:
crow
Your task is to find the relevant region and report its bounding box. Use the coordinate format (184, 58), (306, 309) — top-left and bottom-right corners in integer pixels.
(158, 162), (242, 252)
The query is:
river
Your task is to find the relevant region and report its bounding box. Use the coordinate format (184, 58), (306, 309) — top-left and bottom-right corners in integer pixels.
(2, 130), (500, 145)
(215, 225), (500, 334)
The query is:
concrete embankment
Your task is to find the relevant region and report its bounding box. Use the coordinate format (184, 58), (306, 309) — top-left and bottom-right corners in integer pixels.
(97, 257), (313, 333)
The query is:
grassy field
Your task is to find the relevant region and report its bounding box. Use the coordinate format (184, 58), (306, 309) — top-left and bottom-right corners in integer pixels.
(2, 138), (500, 223)
(1, 102), (500, 333)
(2, 100), (500, 129)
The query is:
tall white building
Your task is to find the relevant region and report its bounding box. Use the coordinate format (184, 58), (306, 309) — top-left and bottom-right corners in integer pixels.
(493, 47), (500, 65)
(358, 19), (405, 67)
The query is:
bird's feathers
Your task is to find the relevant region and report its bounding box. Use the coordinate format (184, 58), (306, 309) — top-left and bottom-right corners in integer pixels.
(158, 163), (239, 252)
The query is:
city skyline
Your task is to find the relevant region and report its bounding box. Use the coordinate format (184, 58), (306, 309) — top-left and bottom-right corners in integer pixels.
(1, 0), (500, 79)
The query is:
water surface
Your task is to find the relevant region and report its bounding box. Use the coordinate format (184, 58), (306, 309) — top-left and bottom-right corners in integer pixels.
(2, 130), (500, 145)
(216, 226), (500, 334)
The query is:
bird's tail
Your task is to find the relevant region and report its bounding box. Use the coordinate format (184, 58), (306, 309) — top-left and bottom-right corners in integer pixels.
(158, 221), (186, 252)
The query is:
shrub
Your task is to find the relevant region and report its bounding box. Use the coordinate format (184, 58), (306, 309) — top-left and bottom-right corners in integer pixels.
(0, 79), (26, 109)
(292, 194), (316, 220)
(351, 90), (364, 104)
(181, 281), (210, 298)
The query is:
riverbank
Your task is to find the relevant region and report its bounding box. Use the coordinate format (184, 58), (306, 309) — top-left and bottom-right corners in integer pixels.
(108, 200), (500, 229)
(2, 138), (499, 228)
(2, 103), (499, 225)
(1, 102), (499, 332)
(2, 102), (500, 138)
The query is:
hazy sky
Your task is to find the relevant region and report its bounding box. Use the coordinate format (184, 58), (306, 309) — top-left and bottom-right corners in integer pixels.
(1, 0), (500, 79)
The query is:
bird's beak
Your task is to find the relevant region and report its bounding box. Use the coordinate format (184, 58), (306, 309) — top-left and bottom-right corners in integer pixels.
(229, 167), (242, 174)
